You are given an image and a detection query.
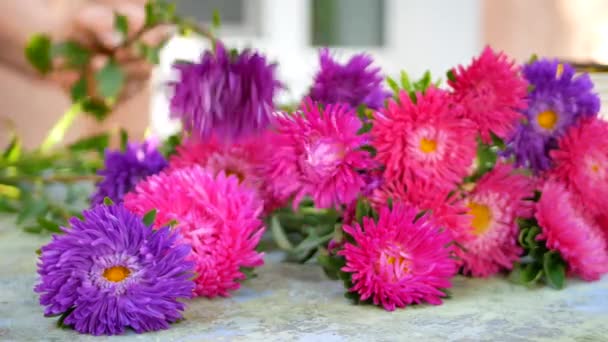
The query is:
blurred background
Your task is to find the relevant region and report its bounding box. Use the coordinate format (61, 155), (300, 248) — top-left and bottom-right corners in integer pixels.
(1, 0), (608, 147)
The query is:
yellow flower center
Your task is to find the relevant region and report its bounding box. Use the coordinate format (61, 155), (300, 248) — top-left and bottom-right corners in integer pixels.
(537, 110), (558, 130)
(556, 63), (564, 78)
(419, 138), (437, 153)
(103, 266), (131, 282)
(591, 163), (600, 173)
(468, 202), (493, 235)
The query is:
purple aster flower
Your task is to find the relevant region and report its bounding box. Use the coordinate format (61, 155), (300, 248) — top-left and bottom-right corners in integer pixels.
(35, 204), (194, 335)
(309, 48), (390, 110)
(170, 42), (281, 141)
(505, 59), (600, 172)
(91, 141), (167, 206)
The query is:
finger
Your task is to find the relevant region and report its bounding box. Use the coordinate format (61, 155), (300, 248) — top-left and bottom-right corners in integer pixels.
(47, 70), (81, 91)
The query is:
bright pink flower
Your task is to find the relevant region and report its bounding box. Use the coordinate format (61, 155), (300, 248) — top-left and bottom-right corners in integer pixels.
(169, 133), (283, 212)
(339, 204), (457, 311)
(372, 87), (476, 191)
(551, 117), (608, 215)
(449, 46), (528, 143)
(265, 98), (376, 208)
(457, 163), (535, 277)
(371, 177), (470, 240)
(536, 180), (608, 281)
(124, 166), (265, 297)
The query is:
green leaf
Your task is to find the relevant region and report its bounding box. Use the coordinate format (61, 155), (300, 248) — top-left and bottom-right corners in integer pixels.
(68, 133), (109, 154)
(239, 267), (257, 280)
(24, 225), (43, 234)
(270, 215), (293, 251)
(160, 134), (182, 157)
(524, 226), (541, 249)
(57, 307), (75, 329)
(17, 200), (48, 225)
(81, 98), (111, 121)
(103, 197), (115, 206)
(2, 135), (21, 163)
(359, 144), (376, 157)
(95, 60), (125, 100)
(446, 69), (456, 82)
(527, 54), (539, 64)
(318, 253), (346, 280)
(543, 251), (566, 289)
(37, 217), (61, 233)
(355, 197), (370, 224)
(520, 262), (543, 285)
(70, 78), (87, 102)
(386, 77), (399, 95)
(212, 9), (222, 29)
(399, 71), (412, 91)
(25, 34), (52, 74)
(137, 43), (161, 64)
(120, 129), (128, 151)
(51, 41), (90, 68)
(518, 226), (530, 248)
(143, 209), (157, 226)
(114, 13), (129, 39)
(357, 121), (373, 135)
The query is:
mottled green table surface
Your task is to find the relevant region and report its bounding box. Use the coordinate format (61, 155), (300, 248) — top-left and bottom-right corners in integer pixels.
(1, 217), (607, 342)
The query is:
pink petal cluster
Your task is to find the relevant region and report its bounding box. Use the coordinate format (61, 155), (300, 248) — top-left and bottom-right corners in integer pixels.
(124, 166), (265, 297)
(535, 180), (608, 281)
(449, 46), (528, 143)
(264, 98), (376, 208)
(339, 204), (457, 311)
(457, 163), (535, 277)
(372, 87), (477, 191)
(169, 133), (283, 212)
(550, 117), (608, 215)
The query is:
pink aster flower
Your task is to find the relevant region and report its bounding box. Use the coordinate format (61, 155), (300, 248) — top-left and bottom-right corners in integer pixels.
(449, 46), (528, 143)
(339, 204), (457, 311)
(265, 98), (376, 209)
(536, 180), (608, 281)
(457, 163), (535, 277)
(550, 117), (608, 215)
(169, 133), (283, 212)
(371, 177), (471, 240)
(372, 87), (477, 190)
(124, 166), (265, 297)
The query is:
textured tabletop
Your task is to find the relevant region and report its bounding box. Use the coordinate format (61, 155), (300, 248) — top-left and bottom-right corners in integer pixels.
(1, 216), (607, 342)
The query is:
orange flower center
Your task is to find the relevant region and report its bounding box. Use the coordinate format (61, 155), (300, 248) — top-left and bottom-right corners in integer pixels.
(468, 202), (493, 235)
(419, 138), (437, 153)
(556, 63), (564, 78)
(224, 167), (246, 182)
(591, 163), (600, 174)
(103, 266), (131, 282)
(537, 110), (558, 130)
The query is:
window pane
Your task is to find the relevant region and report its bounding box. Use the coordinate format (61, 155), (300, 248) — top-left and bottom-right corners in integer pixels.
(170, 0), (244, 24)
(312, 0), (384, 46)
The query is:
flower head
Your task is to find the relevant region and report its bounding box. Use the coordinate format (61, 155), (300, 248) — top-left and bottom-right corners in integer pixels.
(265, 99), (376, 208)
(169, 133), (283, 212)
(504, 60), (600, 172)
(310, 48), (390, 109)
(91, 141), (167, 206)
(550, 117), (608, 214)
(457, 163), (535, 277)
(339, 204), (457, 311)
(535, 180), (608, 281)
(124, 166), (265, 297)
(449, 46), (528, 142)
(372, 87), (477, 190)
(170, 43), (281, 141)
(35, 204), (194, 335)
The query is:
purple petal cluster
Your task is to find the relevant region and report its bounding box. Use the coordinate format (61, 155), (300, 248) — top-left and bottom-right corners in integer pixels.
(310, 48), (390, 109)
(35, 204), (194, 335)
(91, 141), (167, 206)
(505, 59), (600, 172)
(170, 43), (281, 141)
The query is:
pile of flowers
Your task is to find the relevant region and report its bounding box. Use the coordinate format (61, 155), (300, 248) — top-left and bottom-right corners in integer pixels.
(34, 42), (608, 334)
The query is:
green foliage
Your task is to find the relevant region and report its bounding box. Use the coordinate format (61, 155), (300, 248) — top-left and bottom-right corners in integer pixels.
(51, 41), (90, 69)
(70, 78), (87, 102)
(103, 197), (115, 206)
(81, 98), (111, 121)
(68, 133), (109, 154)
(386, 70), (439, 103)
(143, 209), (157, 226)
(96, 60), (125, 101)
(114, 13), (129, 39)
(512, 218), (567, 289)
(25, 34), (52, 74)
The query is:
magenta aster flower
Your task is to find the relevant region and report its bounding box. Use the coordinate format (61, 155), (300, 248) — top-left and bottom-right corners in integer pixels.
(91, 141), (167, 206)
(550, 117), (608, 215)
(170, 42), (281, 141)
(35, 204), (194, 335)
(124, 166), (265, 298)
(449, 46), (528, 143)
(309, 48), (390, 109)
(265, 99), (376, 209)
(457, 163), (535, 277)
(536, 180), (608, 281)
(339, 204), (458, 311)
(372, 87), (477, 191)
(169, 132), (283, 213)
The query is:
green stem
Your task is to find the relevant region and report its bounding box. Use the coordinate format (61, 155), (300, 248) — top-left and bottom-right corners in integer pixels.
(40, 102), (82, 154)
